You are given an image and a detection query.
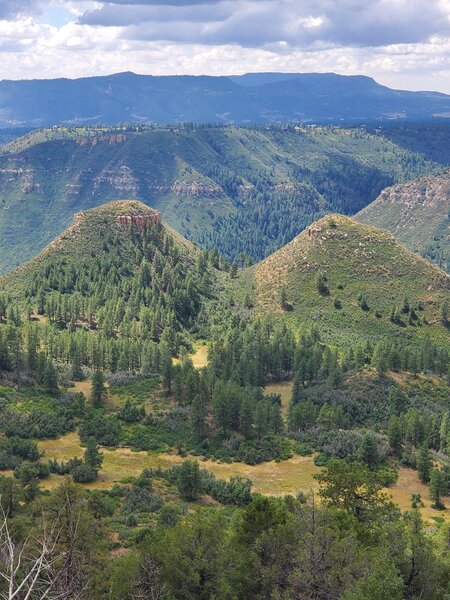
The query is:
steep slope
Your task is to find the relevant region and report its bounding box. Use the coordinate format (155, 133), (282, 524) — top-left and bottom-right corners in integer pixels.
(0, 201), (212, 348)
(0, 124), (440, 273)
(0, 71), (450, 126)
(246, 214), (450, 346)
(357, 171), (450, 273)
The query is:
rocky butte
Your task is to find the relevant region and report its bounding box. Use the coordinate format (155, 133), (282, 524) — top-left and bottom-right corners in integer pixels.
(75, 206), (161, 234)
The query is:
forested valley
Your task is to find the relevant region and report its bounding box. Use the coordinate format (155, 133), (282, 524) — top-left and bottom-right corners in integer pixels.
(0, 199), (448, 598)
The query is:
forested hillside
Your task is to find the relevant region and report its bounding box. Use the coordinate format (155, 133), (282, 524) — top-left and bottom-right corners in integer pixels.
(0, 124), (442, 273)
(357, 171), (450, 273)
(0, 200), (449, 599)
(245, 214), (450, 346)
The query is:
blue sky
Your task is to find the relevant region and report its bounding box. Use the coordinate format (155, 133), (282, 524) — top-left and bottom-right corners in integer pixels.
(0, 0), (449, 93)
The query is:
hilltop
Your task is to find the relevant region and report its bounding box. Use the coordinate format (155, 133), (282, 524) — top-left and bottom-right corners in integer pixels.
(0, 124), (441, 273)
(0, 201), (216, 355)
(245, 214), (450, 346)
(0, 71), (450, 127)
(357, 171), (450, 273)
(3, 200), (169, 289)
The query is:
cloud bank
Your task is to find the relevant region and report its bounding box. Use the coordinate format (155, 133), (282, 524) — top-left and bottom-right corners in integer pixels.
(0, 0), (448, 93)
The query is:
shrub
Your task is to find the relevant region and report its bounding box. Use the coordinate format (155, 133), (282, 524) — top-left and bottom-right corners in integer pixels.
(72, 463), (98, 484)
(79, 415), (121, 447)
(121, 486), (163, 515)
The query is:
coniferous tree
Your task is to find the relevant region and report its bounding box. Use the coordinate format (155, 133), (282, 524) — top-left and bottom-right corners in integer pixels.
(83, 437), (104, 470)
(177, 460), (202, 500)
(388, 416), (403, 457)
(190, 393), (207, 440)
(240, 397), (253, 439)
(43, 361), (58, 395)
(429, 468), (445, 509)
(71, 347), (84, 381)
(91, 369), (107, 409)
(417, 442), (432, 483)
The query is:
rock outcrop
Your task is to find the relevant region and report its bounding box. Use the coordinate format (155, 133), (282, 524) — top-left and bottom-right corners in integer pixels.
(116, 211), (161, 232)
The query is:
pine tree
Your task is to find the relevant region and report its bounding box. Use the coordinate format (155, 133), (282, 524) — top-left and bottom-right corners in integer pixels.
(213, 381), (232, 436)
(190, 394), (207, 440)
(429, 468), (445, 509)
(161, 349), (173, 395)
(83, 437), (104, 470)
(268, 402), (283, 434)
(357, 433), (380, 468)
(240, 397), (253, 439)
(177, 460), (202, 500)
(439, 412), (449, 452)
(91, 369), (107, 409)
(254, 400), (269, 441)
(417, 442), (432, 483)
(388, 416), (403, 457)
(71, 347), (84, 381)
(43, 361), (58, 395)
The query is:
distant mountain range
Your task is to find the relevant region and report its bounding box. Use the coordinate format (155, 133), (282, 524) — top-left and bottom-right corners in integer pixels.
(0, 72), (450, 127)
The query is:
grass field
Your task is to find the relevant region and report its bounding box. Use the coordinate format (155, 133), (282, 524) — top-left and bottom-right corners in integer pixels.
(37, 432), (449, 520)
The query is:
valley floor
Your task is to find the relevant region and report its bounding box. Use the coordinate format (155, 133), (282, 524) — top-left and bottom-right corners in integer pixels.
(37, 430), (449, 522)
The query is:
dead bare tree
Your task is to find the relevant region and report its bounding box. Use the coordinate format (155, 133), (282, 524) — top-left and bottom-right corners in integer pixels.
(0, 505), (60, 600)
(0, 490), (86, 600)
(132, 555), (168, 600)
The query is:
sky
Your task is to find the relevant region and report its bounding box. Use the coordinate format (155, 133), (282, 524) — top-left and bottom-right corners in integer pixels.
(0, 0), (449, 93)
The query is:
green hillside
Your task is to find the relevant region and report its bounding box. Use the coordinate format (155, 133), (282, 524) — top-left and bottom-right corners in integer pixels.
(357, 171), (450, 273)
(0, 124), (440, 273)
(245, 214), (450, 346)
(0, 200), (218, 370)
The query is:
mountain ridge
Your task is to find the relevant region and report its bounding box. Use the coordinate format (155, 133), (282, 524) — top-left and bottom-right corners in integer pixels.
(0, 124), (440, 273)
(1, 71), (450, 127)
(357, 171), (450, 273)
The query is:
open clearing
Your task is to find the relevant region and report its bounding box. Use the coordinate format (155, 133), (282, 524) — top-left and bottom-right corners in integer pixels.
(265, 381), (293, 415)
(38, 432), (449, 520)
(173, 343), (209, 369)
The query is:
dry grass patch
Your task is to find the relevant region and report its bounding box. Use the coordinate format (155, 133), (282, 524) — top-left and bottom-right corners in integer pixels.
(38, 432), (319, 494)
(265, 381), (293, 416)
(190, 344), (209, 369)
(173, 343), (209, 369)
(37, 434), (450, 521)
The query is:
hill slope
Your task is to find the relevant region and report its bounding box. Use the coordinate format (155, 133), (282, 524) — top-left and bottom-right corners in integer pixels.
(0, 125), (439, 273)
(0, 201), (213, 352)
(357, 171), (450, 273)
(245, 214), (450, 346)
(0, 71), (450, 127)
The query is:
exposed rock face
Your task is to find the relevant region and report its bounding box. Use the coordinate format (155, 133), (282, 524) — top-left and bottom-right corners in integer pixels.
(356, 171), (450, 272)
(76, 134), (127, 146)
(116, 211), (161, 232)
(374, 173), (450, 208)
(75, 207), (161, 233)
(93, 165), (139, 195)
(171, 180), (223, 197)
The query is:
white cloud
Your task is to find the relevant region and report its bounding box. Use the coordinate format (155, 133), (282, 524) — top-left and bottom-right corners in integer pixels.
(0, 0), (447, 94)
